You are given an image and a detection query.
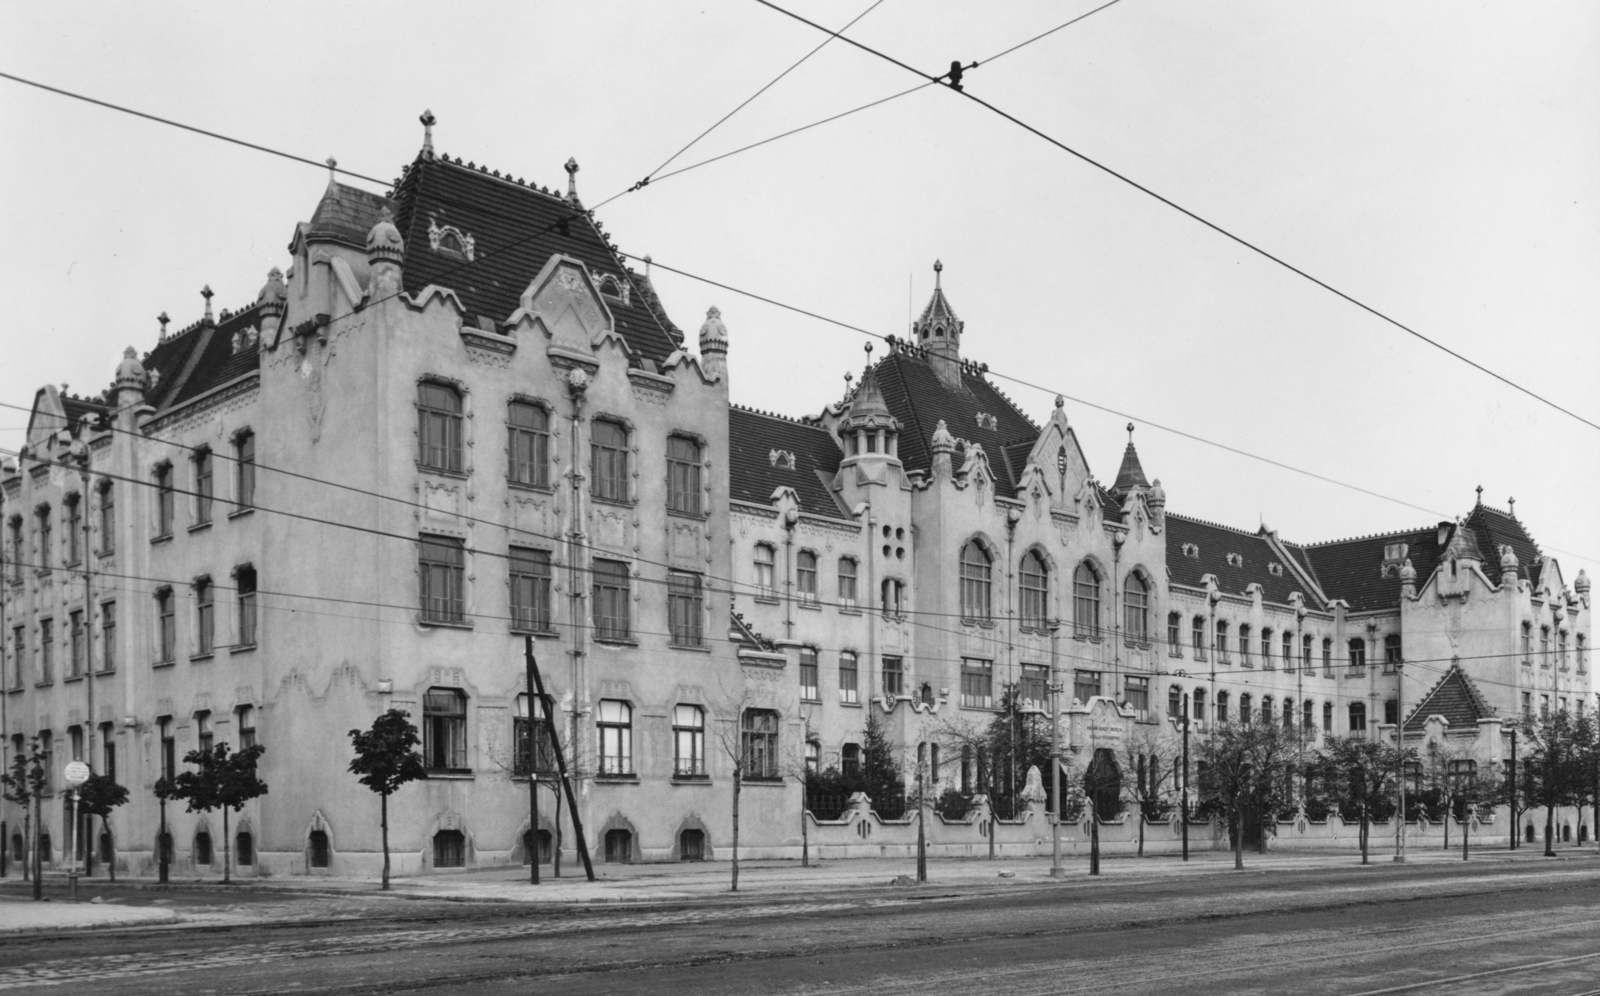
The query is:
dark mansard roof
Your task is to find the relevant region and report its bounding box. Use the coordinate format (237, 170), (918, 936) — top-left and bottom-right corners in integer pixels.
(1164, 513), (1316, 606)
(728, 406), (846, 518)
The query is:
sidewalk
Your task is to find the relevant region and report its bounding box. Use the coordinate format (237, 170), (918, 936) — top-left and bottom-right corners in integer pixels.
(0, 895), (177, 934)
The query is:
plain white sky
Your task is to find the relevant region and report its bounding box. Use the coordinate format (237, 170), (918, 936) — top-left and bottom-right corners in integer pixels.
(3, 1), (1597, 586)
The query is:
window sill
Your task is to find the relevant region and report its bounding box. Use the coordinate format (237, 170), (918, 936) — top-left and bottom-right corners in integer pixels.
(416, 465), (470, 480)
(800, 696), (821, 705)
(798, 601), (822, 611)
(229, 644), (256, 656)
(839, 700), (862, 709)
(419, 618), (474, 631)
(188, 521), (213, 534)
(96, 549), (115, 559)
(593, 636), (638, 647)
(425, 769), (475, 780)
(1169, 650), (1185, 658)
(839, 606), (862, 616)
(741, 777), (785, 786)
(34, 680), (53, 688)
(590, 495), (635, 510)
(594, 773), (639, 784)
(153, 659), (176, 669)
(754, 595), (780, 605)
(227, 507), (255, 520)
(150, 534), (173, 546)
(668, 642), (710, 652)
(511, 627), (559, 639)
(1125, 640), (1151, 650)
(94, 668), (115, 677)
(1072, 634), (1103, 644)
(962, 619), (996, 629)
(507, 481), (556, 495)
(63, 675), (84, 684)
(191, 653), (215, 663)
(672, 774), (711, 785)
(5, 687), (23, 695)
(666, 508), (709, 523)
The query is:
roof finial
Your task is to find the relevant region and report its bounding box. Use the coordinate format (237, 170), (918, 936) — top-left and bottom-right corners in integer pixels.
(1127, 422), (1135, 444)
(643, 253), (652, 276)
(157, 311), (170, 341)
(326, 157), (337, 185)
(933, 259), (943, 289)
(565, 157), (580, 201)
(1475, 484), (1483, 505)
(1507, 496), (1516, 515)
(201, 285), (214, 322)
(863, 340), (873, 371)
(419, 109), (436, 158)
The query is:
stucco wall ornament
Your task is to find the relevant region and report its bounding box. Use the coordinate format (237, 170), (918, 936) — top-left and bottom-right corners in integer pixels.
(427, 218), (476, 261)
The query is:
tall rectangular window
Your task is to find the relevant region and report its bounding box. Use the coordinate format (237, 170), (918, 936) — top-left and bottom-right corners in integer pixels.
(796, 551), (818, 601)
(883, 655), (904, 697)
(1239, 624), (1252, 666)
(97, 485), (114, 554)
(154, 464), (174, 536)
(419, 536), (465, 624)
(194, 449), (213, 524)
(754, 544), (776, 597)
(196, 711), (213, 754)
(1074, 669), (1101, 704)
(839, 651), (859, 704)
(8, 517), (22, 581)
(423, 688), (468, 771)
(1167, 613), (1182, 656)
(838, 557), (858, 604)
(1192, 617), (1206, 660)
(1322, 638), (1332, 671)
(741, 709), (779, 780)
(39, 618), (53, 683)
(672, 704), (704, 777)
(507, 402), (550, 487)
(667, 570), (703, 646)
(159, 717), (175, 780)
(591, 558), (631, 641)
(510, 547), (552, 632)
(1216, 621), (1230, 663)
(235, 568), (257, 648)
(101, 724), (116, 783)
(68, 611), (84, 678)
(418, 382), (464, 473)
(799, 647), (819, 701)
(156, 589), (175, 662)
(195, 579), (214, 655)
(598, 699), (633, 775)
(960, 658), (993, 709)
(64, 496), (81, 566)
(1073, 563), (1100, 638)
(1302, 634), (1313, 672)
(1020, 552), (1049, 630)
(10, 626), (23, 689)
(1125, 675), (1151, 721)
(234, 432), (256, 510)
(590, 419), (628, 502)
(237, 705), (257, 750)
(36, 507), (51, 572)
(1540, 626), (1550, 666)
(514, 695), (553, 776)
(1384, 634), (1402, 672)
(1522, 622), (1533, 664)
(1020, 663), (1047, 705)
(1348, 638), (1366, 670)
(666, 435), (702, 514)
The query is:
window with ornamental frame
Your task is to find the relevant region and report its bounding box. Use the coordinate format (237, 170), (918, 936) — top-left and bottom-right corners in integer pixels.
(97, 482), (114, 554)
(837, 557), (858, 604)
(1215, 621), (1230, 663)
(1348, 638), (1366, 670)
(598, 699), (633, 775)
(418, 382), (464, 473)
(507, 402), (550, 488)
(1073, 562), (1100, 638)
(99, 602), (115, 672)
(1124, 675), (1150, 721)
(839, 651), (859, 704)
(666, 435), (702, 514)
(1123, 573), (1149, 644)
(742, 709), (780, 780)
(234, 431), (256, 511)
(1384, 634), (1402, 672)
(796, 550), (818, 602)
(513, 694), (554, 777)
(1073, 669), (1100, 705)
(418, 536), (465, 624)
(195, 577), (215, 655)
(799, 647), (819, 701)
(590, 419), (629, 502)
(592, 559), (631, 641)
(1167, 613), (1182, 656)
(154, 463), (174, 537)
(668, 570), (704, 646)
(1020, 664), (1047, 706)
(155, 589), (175, 664)
(960, 657), (993, 709)
(1260, 627), (1273, 667)
(510, 548), (553, 632)
(754, 544), (776, 598)
(672, 704), (705, 777)
(883, 655), (904, 697)
(234, 567), (257, 648)
(423, 687), (468, 771)
(64, 495), (81, 566)
(68, 611), (84, 678)
(1239, 623), (1252, 665)
(193, 448), (214, 525)
(960, 540), (992, 623)
(1019, 551), (1048, 630)
(1192, 616), (1206, 659)
(36, 505), (51, 572)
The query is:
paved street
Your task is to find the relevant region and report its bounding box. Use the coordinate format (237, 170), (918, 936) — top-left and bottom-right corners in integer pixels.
(1, 853), (1597, 994)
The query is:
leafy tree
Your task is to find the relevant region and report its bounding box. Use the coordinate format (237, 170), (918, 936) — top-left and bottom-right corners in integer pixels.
(165, 742), (268, 883)
(1195, 721), (1296, 870)
(76, 773), (129, 881)
(348, 709), (426, 890)
(1119, 731), (1182, 858)
(2, 736), (48, 898)
(1319, 736), (1411, 865)
(1519, 710), (1596, 856)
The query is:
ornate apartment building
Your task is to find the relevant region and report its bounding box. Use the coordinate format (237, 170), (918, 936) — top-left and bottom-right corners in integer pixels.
(2, 126), (1591, 876)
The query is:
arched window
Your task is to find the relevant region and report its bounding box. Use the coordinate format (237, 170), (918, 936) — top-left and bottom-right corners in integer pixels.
(1283, 630), (1294, 666)
(1302, 699), (1314, 729)
(417, 382), (463, 472)
(796, 550), (818, 600)
(753, 544), (776, 597)
(1302, 634), (1313, 671)
(1322, 637), (1332, 670)
(605, 828), (633, 864)
(1348, 701), (1367, 737)
(1348, 638), (1367, 669)
(194, 831), (213, 866)
(1073, 562), (1101, 638)
(1216, 691), (1230, 724)
(1322, 701), (1333, 732)
(1193, 688), (1207, 722)
(1239, 624), (1252, 665)
(1283, 698), (1294, 728)
(1239, 693), (1253, 724)
(1192, 616), (1206, 659)
(960, 541), (993, 623)
(1261, 627), (1273, 666)
(679, 828), (706, 862)
(1215, 621), (1230, 663)
(1123, 573), (1149, 643)
(837, 557), (858, 603)
(1019, 551), (1048, 630)
(1260, 696), (1273, 725)
(433, 830), (466, 868)
(308, 830), (330, 868)
(1167, 612), (1183, 655)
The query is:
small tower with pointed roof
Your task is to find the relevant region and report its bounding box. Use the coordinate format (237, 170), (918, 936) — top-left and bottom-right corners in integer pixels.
(913, 260), (965, 388)
(1109, 423), (1150, 499)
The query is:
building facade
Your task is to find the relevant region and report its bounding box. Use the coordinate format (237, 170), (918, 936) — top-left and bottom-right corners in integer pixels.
(2, 128), (1592, 876)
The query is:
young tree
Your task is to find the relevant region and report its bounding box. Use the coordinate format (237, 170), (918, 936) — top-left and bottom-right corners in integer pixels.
(2, 737), (48, 897)
(1119, 730), (1182, 858)
(709, 685), (792, 893)
(348, 709), (426, 890)
(1195, 721), (1296, 870)
(1519, 710), (1594, 856)
(859, 710), (906, 818)
(1320, 736), (1410, 865)
(165, 742), (268, 883)
(76, 773), (129, 881)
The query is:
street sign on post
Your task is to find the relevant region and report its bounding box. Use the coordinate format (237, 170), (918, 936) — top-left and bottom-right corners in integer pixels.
(64, 761), (90, 786)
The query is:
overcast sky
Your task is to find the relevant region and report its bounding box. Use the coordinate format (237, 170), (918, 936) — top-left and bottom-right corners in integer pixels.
(3, 1), (1597, 589)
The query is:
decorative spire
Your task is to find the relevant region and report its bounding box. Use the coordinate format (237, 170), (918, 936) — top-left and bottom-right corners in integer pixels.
(1441, 518), (1485, 563)
(1475, 484), (1483, 506)
(326, 157), (338, 186)
(201, 285), (214, 323)
(157, 311), (170, 341)
(913, 259), (964, 373)
(1508, 496), (1516, 516)
(1110, 425), (1149, 497)
(419, 109), (436, 158)
(934, 258), (943, 289)
(366, 206), (405, 267)
(565, 157), (580, 203)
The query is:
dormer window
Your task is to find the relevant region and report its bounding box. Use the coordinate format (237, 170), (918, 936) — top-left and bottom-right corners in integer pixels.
(596, 274), (630, 306)
(427, 218), (476, 262)
(975, 413), (998, 431)
(769, 449), (795, 470)
(1267, 562), (1283, 577)
(1384, 542), (1409, 562)
(1181, 543), (1199, 559)
(1225, 552), (1243, 568)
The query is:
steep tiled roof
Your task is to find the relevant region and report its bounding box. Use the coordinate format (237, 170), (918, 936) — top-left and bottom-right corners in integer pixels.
(1405, 665), (1495, 731)
(1165, 513), (1314, 605)
(390, 154), (682, 365)
(728, 406), (846, 518)
(1464, 503), (1543, 589)
(59, 395), (107, 428)
(1111, 440), (1149, 494)
(1301, 526), (1442, 613)
(165, 305), (263, 409)
(307, 181), (394, 249)
(141, 320), (210, 411)
(873, 351), (1038, 496)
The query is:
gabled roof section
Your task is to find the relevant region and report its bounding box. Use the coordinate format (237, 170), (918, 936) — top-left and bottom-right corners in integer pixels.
(872, 350), (1038, 496)
(730, 610), (778, 653)
(728, 406), (846, 518)
(1464, 503), (1543, 589)
(1404, 665), (1495, 732)
(165, 304), (264, 409)
(390, 154), (682, 364)
(1302, 525), (1442, 613)
(1165, 513), (1314, 604)
(307, 181), (395, 249)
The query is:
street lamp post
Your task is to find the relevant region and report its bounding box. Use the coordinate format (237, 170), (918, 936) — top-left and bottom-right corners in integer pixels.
(1181, 691), (1190, 862)
(1395, 658), (1407, 864)
(1049, 621), (1064, 878)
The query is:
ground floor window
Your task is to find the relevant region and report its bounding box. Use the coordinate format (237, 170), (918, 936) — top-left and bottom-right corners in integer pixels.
(236, 832), (254, 866)
(158, 832), (172, 866)
(680, 828), (705, 862)
(99, 831), (114, 865)
(194, 831), (213, 866)
(433, 829), (466, 868)
(523, 828), (553, 864)
(309, 830), (330, 868)
(605, 828), (633, 864)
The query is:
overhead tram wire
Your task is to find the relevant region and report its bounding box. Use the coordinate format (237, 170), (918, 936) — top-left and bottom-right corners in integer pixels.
(748, 0), (1600, 436)
(631, 0), (888, 190)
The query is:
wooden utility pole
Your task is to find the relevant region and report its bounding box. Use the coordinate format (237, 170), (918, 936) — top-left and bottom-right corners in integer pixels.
(526, 641), (594, 881)
(524, 637), (539, 885)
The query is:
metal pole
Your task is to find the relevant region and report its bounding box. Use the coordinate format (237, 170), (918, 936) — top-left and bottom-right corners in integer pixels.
(524, 636), (539, 886)
(1509, 727), (1518, 850)
(916, 763), (926, 883)
(1182, 692), (1190, 861)
(527, 648), (595, 881)
(67, 790), (79, 902)
(1394, 661), (1406, 863)
(1049, 623), (1063, 878)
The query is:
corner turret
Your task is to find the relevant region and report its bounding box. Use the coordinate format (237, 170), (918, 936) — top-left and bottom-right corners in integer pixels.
(698, 306), (729, 382)
(912, 260), (964, 388)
